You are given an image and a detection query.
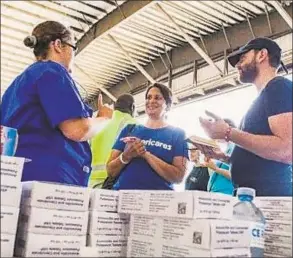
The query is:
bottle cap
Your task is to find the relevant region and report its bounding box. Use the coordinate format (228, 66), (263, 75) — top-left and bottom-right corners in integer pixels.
(236, 187), (256, 198)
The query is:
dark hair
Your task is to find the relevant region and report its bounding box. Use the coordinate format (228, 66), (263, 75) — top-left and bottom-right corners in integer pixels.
(268, 53), (281, 69)
(114, 93), (135, 116)
(23, 21), (72, 59)
(145, 83), (173, 110)
(223, 118), (236, 128)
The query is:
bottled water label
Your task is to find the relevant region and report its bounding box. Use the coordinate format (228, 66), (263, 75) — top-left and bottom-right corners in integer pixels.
(250, 222), (265, 248)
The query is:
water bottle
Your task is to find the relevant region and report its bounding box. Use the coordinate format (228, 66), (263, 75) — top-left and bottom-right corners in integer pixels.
(233, 187), (266, 257)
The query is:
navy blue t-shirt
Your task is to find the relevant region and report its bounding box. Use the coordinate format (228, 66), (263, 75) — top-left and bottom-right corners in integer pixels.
(112, 124), (189, 190)
(1, 61), (93, 186)
(230, 76), (292, 196)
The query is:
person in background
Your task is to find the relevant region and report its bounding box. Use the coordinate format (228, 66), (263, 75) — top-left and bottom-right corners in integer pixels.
(199, 37), (292, 196)
(1, 21), (109, 186)
(205, 118), (236, 195)
(89, 93), (136, 188)
(106, 83), (189, 190)
(185, 149), (210, 191)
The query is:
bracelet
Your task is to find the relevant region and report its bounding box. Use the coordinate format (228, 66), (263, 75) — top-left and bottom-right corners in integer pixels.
(119, 153), (129, 164)
(224, 126), (232, 142)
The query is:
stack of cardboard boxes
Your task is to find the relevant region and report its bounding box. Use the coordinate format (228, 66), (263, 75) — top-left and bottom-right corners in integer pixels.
(1, 156), (25, 257)
(14, 181), (90, 257)
(255, 197), (292, 257)
(121, 190), (252, 257)
(80, 189), (129, 257)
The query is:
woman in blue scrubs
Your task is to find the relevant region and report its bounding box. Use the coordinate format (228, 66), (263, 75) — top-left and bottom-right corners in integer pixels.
(1, 21), (109, 186)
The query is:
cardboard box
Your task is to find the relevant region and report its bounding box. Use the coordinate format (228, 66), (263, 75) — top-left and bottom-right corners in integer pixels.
(20, 181), (90, 211)
(1, 205), (19, 234)
(0, 233), (15, 257)
(1, 177), (21, 207)
(86, 235), (127, 257)
(89, 189), (119, 212)
(18, 206), (88, 235)
(255, 197), (292, 211)
(264, 242), (292, 257)
(88, 211), (129, 235)
(191, 191), (234, 219)
(14, 232), (86, 257)
(1, 155), (25, 182)
(265, 220), (292, 233)
(118, 190), (193, 218)
(129, 215), (251, 250)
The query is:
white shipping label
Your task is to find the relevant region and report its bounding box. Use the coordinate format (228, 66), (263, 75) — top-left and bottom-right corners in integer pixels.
(261, 209), (292, 221)
(1, 176), (21, 207)
(193, 191), (234, 219)
(0, 206), (19, 234)
(88, 211), (129, 235)
(211, 221), (251, 249)
(265, 220), (292, 233)
(264, 243), (292, 257)
(15, 234), (86, 257)
(19, 207), (88, 235)
(1, 233), (15, 258)
(249, 222), (265, 249)
(90, 190), (119, 212)
(119, 191), (193, 218)
(161, 244), (209, 257)
(130, 215), (162, 238)
(264, 230), (292, 245)
(21, 181), (90, 211)
(255, 197), (292, 210)
(127, 237), (159, 257)
(1, 156), (25, 182)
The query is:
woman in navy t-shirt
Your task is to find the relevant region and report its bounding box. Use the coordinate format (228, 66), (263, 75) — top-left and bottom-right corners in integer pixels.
(106, 83), (189, 190)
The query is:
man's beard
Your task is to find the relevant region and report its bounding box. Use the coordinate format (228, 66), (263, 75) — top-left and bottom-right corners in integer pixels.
(238, 60), (259, 83)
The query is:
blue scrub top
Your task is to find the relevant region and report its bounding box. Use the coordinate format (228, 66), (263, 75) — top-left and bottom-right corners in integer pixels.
(1, 61), (93, 186)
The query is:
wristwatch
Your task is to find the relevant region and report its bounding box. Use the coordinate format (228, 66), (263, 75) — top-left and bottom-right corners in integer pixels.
(119, 153), (129, 164)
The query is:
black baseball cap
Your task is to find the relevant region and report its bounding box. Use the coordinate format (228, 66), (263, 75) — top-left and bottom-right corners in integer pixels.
(227, 37), (286, 72)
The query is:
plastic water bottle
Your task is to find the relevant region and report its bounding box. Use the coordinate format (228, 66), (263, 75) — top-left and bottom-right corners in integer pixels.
(233, 187), (266, 257)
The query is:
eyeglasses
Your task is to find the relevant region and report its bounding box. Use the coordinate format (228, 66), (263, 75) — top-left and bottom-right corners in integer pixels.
(62, 41), (78, 52)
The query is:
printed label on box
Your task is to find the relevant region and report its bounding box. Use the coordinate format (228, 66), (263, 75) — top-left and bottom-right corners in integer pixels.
(1, 233), (16, 257)
(15, 233), (86, 257)
(1, 178), (21, 207)
(1, 206), (19, 234)
(261, 209), (292, 221)
(90, 189), (119, 212)
(21, 181), (90, 211)
(264, 242), (292, 257)
(265, 220), (292, 233)
(192, 191), (234, 219)
(255, 197), (292, 211)
(1, 155), (25, 182)
(87, 235), (127, 257)
(119, 190), (193, 218)
(18, 207), (88, 235)
(264, 230), (292, 245)
(88, 211), (129, 235)
(127, 237), (159, 257)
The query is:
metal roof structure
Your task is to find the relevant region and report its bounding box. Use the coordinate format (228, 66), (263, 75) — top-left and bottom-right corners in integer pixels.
(1, 1), (292, 111)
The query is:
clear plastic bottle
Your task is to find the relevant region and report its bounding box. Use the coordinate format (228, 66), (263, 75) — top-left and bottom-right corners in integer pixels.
(233, 187), (266, 257)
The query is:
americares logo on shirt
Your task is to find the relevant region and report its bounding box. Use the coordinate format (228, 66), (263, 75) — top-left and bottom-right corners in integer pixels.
(141, 138), (172, 151)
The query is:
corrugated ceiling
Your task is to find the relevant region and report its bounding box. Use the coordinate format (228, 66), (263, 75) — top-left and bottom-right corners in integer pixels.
(1, 0), (292, 102)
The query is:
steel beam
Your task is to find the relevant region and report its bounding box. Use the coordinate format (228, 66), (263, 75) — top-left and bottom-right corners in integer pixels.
(270, 1), (293, 29)
(76, 0), (154, 54)
(155, 3), (223, 77)
(75, 64), (117, 101)
(108, 34), (156, 84)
